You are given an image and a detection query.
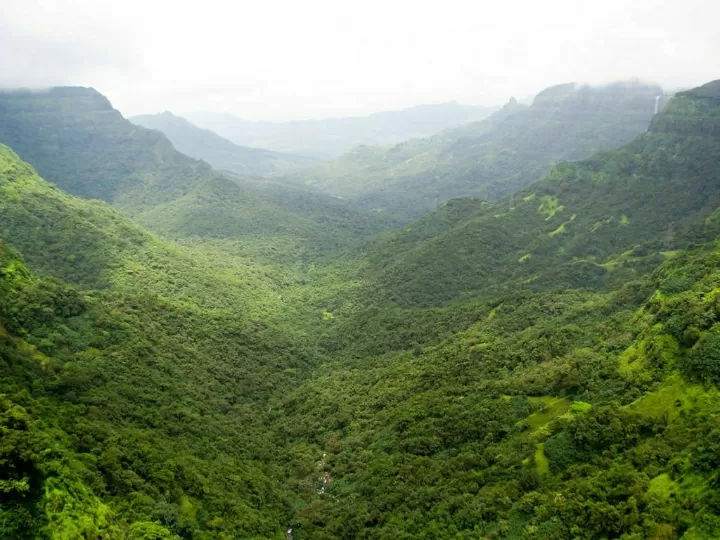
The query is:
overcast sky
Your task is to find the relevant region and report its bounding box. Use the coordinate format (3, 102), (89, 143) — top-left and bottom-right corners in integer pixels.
(1, 0), (718, 120)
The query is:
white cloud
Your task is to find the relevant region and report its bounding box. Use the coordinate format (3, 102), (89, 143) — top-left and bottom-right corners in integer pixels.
(1, 0), (718, 119)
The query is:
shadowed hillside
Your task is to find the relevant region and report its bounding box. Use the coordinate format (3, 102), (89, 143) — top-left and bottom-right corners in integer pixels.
(0, 88), (396, 262)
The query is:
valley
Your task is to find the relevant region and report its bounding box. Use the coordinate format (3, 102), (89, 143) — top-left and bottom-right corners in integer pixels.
(1, 78), (720, 540)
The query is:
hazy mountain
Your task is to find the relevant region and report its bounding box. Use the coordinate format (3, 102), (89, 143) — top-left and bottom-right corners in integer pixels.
(0, 87), (396, 260)
(186, 101), (498, 158)
(350, 80), (717, 306)
(0, 87), (216, 208)
(285, 81), (665, 221)
(129, 111), (317, 176)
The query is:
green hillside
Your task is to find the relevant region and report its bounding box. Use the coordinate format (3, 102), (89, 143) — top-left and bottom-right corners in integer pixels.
(349, 82), (719, 307)
(132, 173), (399, 263)
(0, 88), (392, 261)
(0, 87), (212, 208)
(268, 79), (720, 538)
(2, 79), (720, 540)
(0, 143), (315, 537)
(286, 81), (663, 221)
(130, 111), (317, 176)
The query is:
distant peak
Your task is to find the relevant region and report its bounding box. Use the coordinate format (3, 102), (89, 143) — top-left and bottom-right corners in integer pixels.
(531, 83), (578, 107)
(503, 97), (520, 110)
(0, 86), (103, 98)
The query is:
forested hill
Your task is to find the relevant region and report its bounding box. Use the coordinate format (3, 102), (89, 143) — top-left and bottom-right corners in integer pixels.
(284, 81), (664, 221)
(130, 111), (317, 176)
(0, 142), (316, 537)
(0, 87), (214, 207)
(187, 102), (498, 158)
(342, 80), (718, 307)
(3, 79), (720, 539)
(0, 87), (395, 261)
(269, 78), (720, 538)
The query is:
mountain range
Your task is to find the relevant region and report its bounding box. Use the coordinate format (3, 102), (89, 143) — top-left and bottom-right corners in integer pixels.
(186, 101), (498, 158)
(0, 87), (396, 262)
(2, 78), (720, 539)
(130, 111), (317, 177)
(284, 81), (665, 221)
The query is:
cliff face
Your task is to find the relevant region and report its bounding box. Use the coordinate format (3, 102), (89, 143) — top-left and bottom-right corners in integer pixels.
(650, 79), (720, 138)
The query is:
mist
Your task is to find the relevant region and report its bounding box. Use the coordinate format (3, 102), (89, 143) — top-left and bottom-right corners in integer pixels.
(1, 0), (718, 120)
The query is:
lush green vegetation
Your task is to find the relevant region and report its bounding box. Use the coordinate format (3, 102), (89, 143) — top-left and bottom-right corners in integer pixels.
(130, 112), (317, 177)
(0, 88), (396, 262)
(2, 79), (720, 539)
(284, 82), (663, 221)
(0, 87), (213, 208)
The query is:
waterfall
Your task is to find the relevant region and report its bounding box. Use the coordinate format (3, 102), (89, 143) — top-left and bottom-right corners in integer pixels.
(654, 96), (661, 115)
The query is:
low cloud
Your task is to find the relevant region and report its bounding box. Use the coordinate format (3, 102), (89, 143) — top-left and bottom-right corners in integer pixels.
(1, 0), (718, 120)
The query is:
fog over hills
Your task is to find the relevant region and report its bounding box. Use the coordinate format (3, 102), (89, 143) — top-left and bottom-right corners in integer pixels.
(284, 80), (665, 221)
(2, 1), (720, 537)
(130, 111), (317, 176)
(186, 102), (498, 158)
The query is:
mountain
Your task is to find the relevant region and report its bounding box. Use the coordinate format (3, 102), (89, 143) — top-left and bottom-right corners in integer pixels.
(285, 81), (665, 221)
(0, 143), (311, 537)
(269, 79), (720, 538)
(133, 172), (400, 262)
(0, 87), (395, 261)
(341, 81), (718, 307)
(3, 78), (720, 540)
(186, 101), (498, 158)
(129, 111), (317, 176)
(0, 87), (216, 208)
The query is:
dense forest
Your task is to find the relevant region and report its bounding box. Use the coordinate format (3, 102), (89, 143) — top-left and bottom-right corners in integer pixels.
(1, 78), (720, 540)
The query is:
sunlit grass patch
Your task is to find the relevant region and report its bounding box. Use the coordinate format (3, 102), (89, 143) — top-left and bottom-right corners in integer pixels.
(538, 195), (564, 220)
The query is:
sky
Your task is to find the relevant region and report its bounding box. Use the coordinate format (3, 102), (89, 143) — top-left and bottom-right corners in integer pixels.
(1, 0), (718, 121)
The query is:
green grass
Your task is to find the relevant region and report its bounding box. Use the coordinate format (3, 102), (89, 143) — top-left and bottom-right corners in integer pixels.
(628, 373), (720, 423)
(648, 473), (678, 498)
(535, 443), (550, 475)
(539, 195), (564, 220)
(525, 397), (572, 436)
